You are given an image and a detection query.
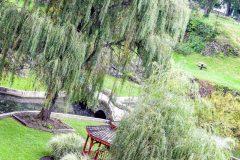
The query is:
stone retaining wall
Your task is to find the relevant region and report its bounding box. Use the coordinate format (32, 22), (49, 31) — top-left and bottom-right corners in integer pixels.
(0, 87), (137, 121)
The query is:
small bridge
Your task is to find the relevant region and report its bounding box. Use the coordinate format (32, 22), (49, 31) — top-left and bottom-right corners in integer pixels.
(0, 87), (137, 121)
(93, 93), (138, 121)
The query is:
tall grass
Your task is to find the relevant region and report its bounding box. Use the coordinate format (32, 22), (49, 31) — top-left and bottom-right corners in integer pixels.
(48, 133), (84, 160)
(111, 64), (231, 160)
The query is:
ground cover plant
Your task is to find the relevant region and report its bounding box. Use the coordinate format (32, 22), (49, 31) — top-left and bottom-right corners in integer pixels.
(0, 117), (101, 160)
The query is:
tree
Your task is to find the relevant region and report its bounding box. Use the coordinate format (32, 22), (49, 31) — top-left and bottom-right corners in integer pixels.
(223, 0), (240, 17)
(203, 0), (220, 17)
(0, 0), (190, 121)
(224, 0), (234, 16)
(193, 0), (220, 17)
(111, 65), (231, 160)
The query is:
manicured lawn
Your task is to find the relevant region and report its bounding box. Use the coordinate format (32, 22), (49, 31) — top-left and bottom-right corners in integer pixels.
(0, 74), (141, 96)
(0, 117), (102, 160)
(173, 53), (240, 90)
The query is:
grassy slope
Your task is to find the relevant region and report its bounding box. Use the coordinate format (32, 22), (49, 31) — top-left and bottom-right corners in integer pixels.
(175, 14), (240, 157)
(173, 53), (240, 90)
(201, 14), (240, 49)
(0, 118), (101, 160)
(174, 13), (240, 90)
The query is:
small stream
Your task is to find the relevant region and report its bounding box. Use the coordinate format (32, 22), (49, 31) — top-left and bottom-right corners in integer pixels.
(0, 93), (95, 117)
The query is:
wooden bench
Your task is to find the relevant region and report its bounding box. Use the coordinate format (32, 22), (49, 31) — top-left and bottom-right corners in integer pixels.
(82, 122), (119, 160)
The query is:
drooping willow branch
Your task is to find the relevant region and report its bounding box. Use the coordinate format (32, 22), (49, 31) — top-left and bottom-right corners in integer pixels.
(0, 0), (190, 116)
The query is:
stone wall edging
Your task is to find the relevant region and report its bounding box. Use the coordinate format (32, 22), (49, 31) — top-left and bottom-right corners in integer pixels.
(0, 111), (109, 123)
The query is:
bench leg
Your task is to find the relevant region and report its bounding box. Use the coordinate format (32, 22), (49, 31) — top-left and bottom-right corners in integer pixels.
(94, 143), (101, 160)
(82, 135), (89, 155)
(87, 137), (94, 155)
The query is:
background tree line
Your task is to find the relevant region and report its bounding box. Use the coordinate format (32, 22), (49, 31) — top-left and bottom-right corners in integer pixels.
(192, 0), (240, 18)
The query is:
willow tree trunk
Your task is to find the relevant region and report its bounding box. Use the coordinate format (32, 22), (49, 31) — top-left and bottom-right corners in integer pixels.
(204, 7), (211, 17)
(225, 2), (233, 16)
(0, 44), (9, 76)
(38, 91), (58, 121)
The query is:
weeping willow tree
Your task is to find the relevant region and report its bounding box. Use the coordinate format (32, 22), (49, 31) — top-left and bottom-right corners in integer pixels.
(0, 0), (190, 120)
(111, 64), (231, 160)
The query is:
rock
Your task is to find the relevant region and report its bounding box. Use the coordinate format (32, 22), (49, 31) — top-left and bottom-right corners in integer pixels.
(201, 41), (222, 56)
(202, 41), (239, 56)
(101, 89), (117, 102)
(107, 58), (144, 84)
(96, 93), (127, 121)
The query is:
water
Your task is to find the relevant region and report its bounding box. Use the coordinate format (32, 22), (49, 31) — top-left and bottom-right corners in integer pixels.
(0, 93), (95, 117)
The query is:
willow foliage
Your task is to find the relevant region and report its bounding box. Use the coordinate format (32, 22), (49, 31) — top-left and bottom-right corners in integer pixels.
(0, 0), (190, 111)
(111, 65), (231, 160)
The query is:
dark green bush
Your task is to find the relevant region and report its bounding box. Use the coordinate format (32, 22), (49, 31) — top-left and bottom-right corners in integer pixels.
(175, 34), (205, 55)
(176, 16), (220, 55)
(187, 17), (219, 41)
(188, 34), (205, 52)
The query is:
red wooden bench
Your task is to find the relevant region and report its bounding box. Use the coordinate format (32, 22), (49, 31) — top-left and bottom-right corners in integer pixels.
(82, 122), (119, 160)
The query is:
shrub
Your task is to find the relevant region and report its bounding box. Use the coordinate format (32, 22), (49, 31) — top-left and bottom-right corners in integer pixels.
(48, 133), (84, 160)
(176, 15), (220, 55)
(60, 153), (90, 160)
(111, 65), (231, 160)
(187, 17), (219, 41)
(188, 34), (205, 53)
(196, 91), (240, 138)
(176, 34), (205, 55)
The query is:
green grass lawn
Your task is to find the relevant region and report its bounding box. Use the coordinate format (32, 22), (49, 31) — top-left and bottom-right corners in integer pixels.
(173, 53), (240, 90)
(0, 74), (46, 91)
(103, 75), (141, 96)
(0, 117), (102, 160)
(0, 74), (141, 96)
